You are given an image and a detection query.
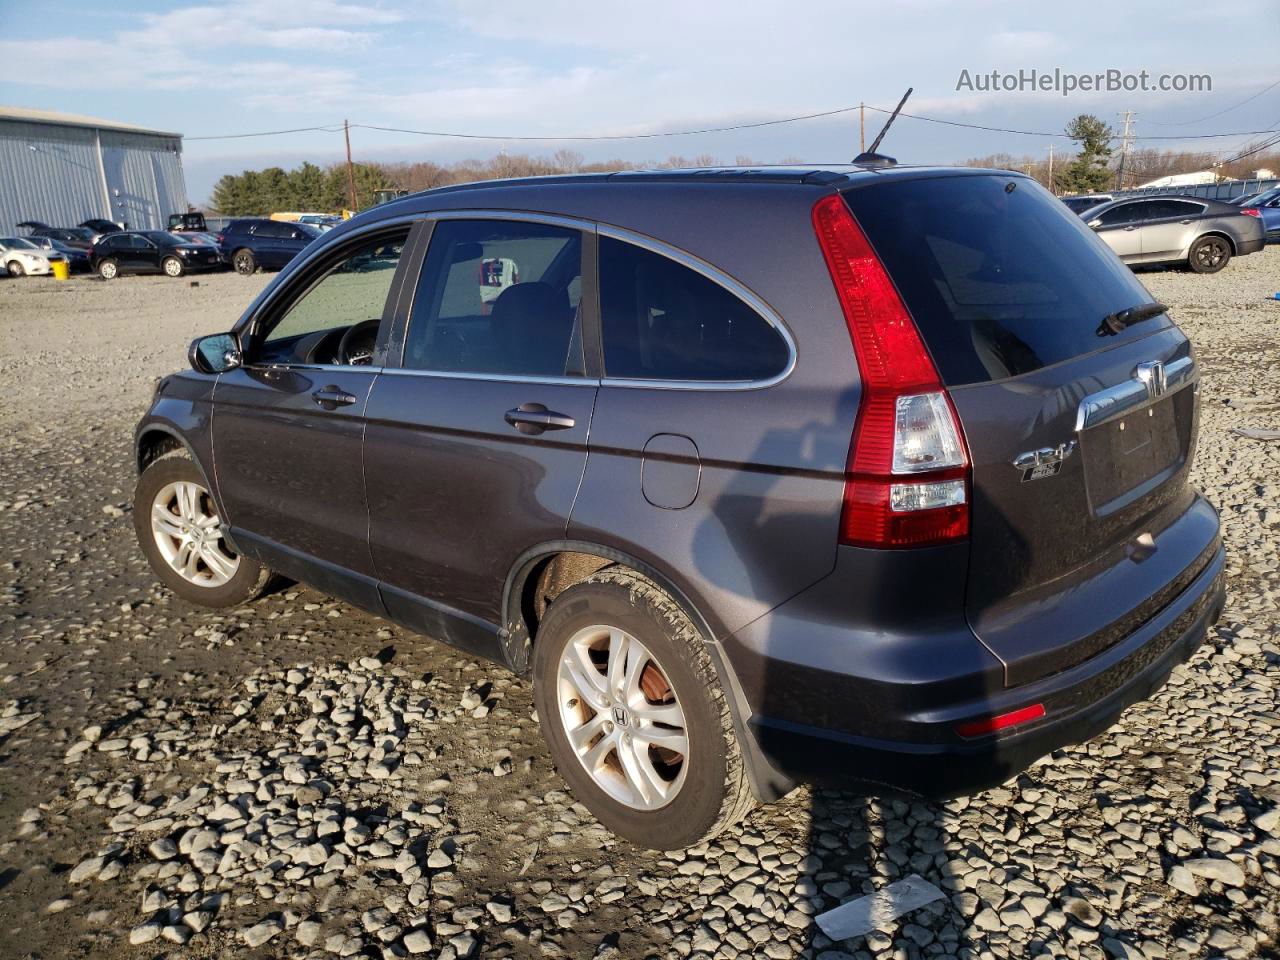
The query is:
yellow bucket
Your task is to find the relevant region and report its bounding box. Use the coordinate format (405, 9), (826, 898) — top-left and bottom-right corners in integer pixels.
(51, 259), (70, 281)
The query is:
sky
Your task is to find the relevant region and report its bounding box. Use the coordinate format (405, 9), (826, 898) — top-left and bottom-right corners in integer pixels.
(3, 0), (1278, 204)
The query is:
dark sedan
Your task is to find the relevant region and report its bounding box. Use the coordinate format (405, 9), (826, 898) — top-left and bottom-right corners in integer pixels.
(25, 235), (91, 271)
(90, 231), (224, 279)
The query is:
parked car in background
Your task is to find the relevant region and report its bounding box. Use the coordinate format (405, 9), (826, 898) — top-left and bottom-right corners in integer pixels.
(22, 225), (98, 249)
(298, 214), (342, 231)
(1061, 193), (1114, 214)
(219, 218), (321, 275)
(1227, 192), (1262, 206)
(25, 235), (91, 271)
(80, 218), (123, 237)
(168, 212), (208, 234)
(90, 230), (224, 279)
(0, 236), (64, 276)
(1240, 186), (1280, 241)
(1082, 195), (1264, 272)
(135, 166), (1225, 848)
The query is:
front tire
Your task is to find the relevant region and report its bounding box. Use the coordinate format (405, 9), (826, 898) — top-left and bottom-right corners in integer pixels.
(7, 260), (25, 277)
(133, 452), (270, 608)
(98, 259), (118, 280)
(1188, 235), (1230, 273)
(232, 248), (256, 275)
(531, 568), (754, 849)
(162, 256), (185, 277)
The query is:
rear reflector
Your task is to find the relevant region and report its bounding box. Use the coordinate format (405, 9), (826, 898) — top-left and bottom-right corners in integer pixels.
(812, 193), (972, 548)
(955, 703), (1046, 739)
(1241, 208), (1261, 217)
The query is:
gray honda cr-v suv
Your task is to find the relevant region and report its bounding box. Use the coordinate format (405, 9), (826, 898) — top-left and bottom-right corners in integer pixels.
(134, 165), (1226, 849)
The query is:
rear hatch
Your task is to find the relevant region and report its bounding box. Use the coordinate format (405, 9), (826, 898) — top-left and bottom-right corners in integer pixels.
(843, 173), (1215, 687)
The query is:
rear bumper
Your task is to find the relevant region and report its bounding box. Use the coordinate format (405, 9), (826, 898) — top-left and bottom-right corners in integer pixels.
(744, 542), (1225, 799)
(1237, 237), (1265, 255)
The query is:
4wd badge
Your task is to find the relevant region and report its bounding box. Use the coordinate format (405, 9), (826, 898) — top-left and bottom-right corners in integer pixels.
(1012, 441), (1077, 482)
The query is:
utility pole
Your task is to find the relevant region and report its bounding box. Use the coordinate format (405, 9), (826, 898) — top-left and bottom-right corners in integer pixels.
(344, 119), (358, 212)
(1116, 110), (1136, 190)
(859, 102), (865, 154)
(1047, 142), (1054, 191)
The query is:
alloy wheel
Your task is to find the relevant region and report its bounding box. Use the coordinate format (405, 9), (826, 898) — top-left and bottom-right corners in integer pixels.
(1196, 239), (1226, 269)
(149, 480), (239, 587)
(163, 257), (182, 277)
(556, 625), (689, 810)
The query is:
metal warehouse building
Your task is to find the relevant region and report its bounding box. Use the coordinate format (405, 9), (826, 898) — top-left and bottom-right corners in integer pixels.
(0, 107), (188, 234)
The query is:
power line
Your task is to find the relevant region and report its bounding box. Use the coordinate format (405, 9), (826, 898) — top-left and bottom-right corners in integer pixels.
(351, 105), (864, 142)
(861, 104), (1280, 141)
(1144, 77), (1280, 126)
(185, 124), (345, 141)
(181, 106), (1279, 147)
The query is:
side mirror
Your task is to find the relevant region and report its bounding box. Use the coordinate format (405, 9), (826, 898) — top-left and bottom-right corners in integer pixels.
(189, 333), (242, 374)
(1088, 219), (1103, 229)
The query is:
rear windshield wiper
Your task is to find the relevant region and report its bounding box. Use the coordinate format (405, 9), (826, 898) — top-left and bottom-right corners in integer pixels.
(1097, 302), (1168, 337)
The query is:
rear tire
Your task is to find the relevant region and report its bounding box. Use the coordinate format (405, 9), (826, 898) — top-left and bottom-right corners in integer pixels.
(98, 259), (118, 280)
(133, 452), (271, 608)
(1188, 235), (1230, 273)
(531, 568), (754, 849)
(162, 256), (184, 278)
(233, 248), (256, 275)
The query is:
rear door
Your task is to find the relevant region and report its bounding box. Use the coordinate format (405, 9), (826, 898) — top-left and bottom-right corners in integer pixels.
(363, 215), (596, 652)
(1138, 199), (1204, 259)
(844, 174), (1214, 687)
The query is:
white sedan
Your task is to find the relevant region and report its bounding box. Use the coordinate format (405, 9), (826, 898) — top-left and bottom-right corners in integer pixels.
(0, 237), (62, 276)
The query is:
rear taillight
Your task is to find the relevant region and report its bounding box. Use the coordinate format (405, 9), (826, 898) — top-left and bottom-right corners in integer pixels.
(812, 193), (971, 548)
(215, 233), (225, 244)
(1241, 208), (1261, 217)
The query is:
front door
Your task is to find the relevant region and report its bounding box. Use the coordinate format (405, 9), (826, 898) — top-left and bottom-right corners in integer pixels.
(364, 216), (596, 657)
(212, 227), (411, 610)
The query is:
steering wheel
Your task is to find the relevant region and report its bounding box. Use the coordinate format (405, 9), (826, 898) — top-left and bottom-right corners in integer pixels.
(336, 318), (381, 365)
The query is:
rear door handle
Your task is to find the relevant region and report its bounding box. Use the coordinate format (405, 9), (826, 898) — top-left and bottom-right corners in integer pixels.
(505, 402), (575, 435)
(313, 386), (357, 409)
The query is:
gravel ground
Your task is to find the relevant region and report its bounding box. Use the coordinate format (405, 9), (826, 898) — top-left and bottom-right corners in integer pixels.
(0, 252), (1278, 960)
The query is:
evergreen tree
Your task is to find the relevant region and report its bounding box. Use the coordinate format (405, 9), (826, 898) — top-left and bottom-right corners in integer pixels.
(1057, 115), (1114, 193)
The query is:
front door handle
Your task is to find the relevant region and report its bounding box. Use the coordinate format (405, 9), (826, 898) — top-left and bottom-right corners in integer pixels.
(1123, 225), (1137, 231)
(313, 386), (357, 409)
(504, 402), (575, 435)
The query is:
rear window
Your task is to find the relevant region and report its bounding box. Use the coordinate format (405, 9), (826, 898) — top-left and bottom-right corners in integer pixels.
(842, 175), (1165, 385)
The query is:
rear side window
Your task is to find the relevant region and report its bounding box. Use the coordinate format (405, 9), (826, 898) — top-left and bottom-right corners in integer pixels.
(403, 219), (583, 377)
(598, 237), (790, 382)
(842, 175), (1164, 385)
(1141, 199), (1203, 220)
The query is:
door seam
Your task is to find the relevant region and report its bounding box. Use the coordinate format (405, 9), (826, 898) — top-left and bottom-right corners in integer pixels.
(564, 386), (599, 537)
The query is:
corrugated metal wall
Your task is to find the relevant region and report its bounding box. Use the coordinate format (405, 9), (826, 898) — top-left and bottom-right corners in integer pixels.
(0, 120), (187, 234)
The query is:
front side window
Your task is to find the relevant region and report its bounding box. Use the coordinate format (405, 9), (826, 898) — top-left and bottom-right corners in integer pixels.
(1096, 203), (1143, 226)
(598, 236), (790, 382)
(262, 230), (407, 350)
(403, 219), (582, 377)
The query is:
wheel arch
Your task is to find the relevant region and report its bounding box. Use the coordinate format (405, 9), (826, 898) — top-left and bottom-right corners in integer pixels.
(134, 422), (235, 549)
(1194, 230), (1236, 255)
(502, 539), (794, 802)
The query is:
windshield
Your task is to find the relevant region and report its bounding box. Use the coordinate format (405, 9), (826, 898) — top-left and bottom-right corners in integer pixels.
(842, 174), (1165, 385)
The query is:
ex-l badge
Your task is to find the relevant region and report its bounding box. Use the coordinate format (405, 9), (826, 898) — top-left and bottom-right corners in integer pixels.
(1012, 441), (1077, 482)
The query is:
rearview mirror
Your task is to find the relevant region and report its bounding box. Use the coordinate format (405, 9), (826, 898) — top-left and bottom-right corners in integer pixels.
(189, 333), (242, 374)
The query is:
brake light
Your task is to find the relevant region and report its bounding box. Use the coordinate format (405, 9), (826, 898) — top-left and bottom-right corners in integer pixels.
(955, 703), (1045, 738)
(812, 193), (971, 548)
(1241, 208), (1261, 217)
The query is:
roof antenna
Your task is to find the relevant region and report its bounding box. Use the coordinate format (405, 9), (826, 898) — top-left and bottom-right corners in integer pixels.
(853, 87), (911, 166)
